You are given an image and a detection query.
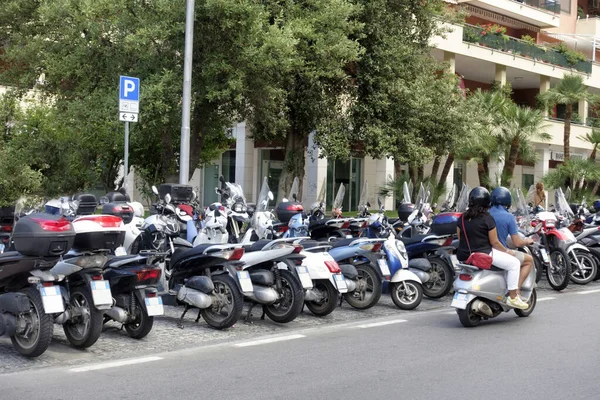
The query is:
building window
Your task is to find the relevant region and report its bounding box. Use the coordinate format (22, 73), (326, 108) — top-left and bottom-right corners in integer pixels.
(522, 173), (534, 190)
(221, 150), (236, 183)
(258, 149), (285, 202)
(453, 163), (464, 187)
(326, 158), (362, 212)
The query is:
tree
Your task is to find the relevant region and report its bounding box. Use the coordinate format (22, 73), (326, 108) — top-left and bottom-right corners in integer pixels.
(579, 129), (600, 161)
(543, 158), (600, 199)
(538, 74), (595, 161)
(499, 103), (550, 186)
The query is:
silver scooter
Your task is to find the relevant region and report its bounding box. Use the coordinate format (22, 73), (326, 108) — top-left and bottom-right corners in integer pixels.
(451, 260), (537, 327)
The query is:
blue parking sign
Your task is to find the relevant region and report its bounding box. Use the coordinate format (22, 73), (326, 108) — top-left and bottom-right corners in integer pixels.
(119, 76), (140, 101)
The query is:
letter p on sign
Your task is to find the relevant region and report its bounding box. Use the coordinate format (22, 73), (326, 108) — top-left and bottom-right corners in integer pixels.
(119, 76), (140, 102)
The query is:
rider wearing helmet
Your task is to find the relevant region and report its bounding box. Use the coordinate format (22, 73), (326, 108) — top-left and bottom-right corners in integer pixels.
(489, 187), (534, 296)
(457, 187), (528, 310)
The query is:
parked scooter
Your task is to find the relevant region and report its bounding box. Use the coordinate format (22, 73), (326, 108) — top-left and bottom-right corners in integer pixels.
(0, 200), (72, 357)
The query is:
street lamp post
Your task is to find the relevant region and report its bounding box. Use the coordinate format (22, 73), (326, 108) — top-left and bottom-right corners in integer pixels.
(179, 0), (195, 184)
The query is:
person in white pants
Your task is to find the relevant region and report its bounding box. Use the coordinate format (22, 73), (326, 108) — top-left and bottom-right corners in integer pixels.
(456, 187), (528, 310)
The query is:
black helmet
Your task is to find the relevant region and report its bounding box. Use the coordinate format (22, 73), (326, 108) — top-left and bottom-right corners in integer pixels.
(468, 187), (491, 208)
(491, 187), (511, 208)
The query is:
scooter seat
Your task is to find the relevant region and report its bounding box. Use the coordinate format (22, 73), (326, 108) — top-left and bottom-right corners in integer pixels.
(0, 251), (24, 265)
(330, 238), (355, 249)
(169, 243), (215, 268)
(298, 240), (326, 250)
(400, 235), (428, 246)
(104, 255), (142, 268)
(244, 239), (272, 253)
(339, 263), (358, 280)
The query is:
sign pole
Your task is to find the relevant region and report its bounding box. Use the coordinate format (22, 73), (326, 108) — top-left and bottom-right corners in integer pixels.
(124, 121), (130, 189)
(179, 0), (195, 185)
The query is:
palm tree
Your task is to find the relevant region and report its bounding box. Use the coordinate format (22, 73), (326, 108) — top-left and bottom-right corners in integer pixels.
(499, 103), (550, 186)
(538, 74), (594, 161)
(579, 128), (600, 195)
(543, 158), (600, 197)
(578, 128), (600, 161)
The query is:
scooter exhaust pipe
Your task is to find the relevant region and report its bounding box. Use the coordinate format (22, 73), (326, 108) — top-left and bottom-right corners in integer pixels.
(345, 279), (357, 293)
(177, 286), (212, 309)
(105, 306), (129, 323)
(304, 288), (321, 302)
(471, 299), (493, 318)
(247, 285), (279, 303)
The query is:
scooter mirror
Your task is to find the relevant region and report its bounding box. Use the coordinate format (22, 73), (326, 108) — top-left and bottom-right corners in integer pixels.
(152, 185), (159, 196)
(215, 187), (220, 195)
(99, 196), (109, 205)
(192, 191), (197, 201)
(293, 194), (297, 202)
(268, 191), (274, 201)
(165, 194), (172, 204)
(219, 175), (225, 183)
(366, 202), (371, 208)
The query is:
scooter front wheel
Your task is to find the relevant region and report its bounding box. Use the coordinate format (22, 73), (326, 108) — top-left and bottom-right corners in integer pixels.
(547, 249), (571, 291)
(390, 280), (423, 310)
(515, 288), (537, 317)
(569, 250), (597, 285)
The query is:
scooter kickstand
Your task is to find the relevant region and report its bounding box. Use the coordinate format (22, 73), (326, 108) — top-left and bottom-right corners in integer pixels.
(195, 309), (202, 323)
(244, 303), (256, 324)
(177, 305), (190, 329)
(260, 306), (266, 320)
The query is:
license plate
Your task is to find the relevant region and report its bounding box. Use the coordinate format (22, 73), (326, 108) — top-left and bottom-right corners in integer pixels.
(296, 266), (313, 289)
(377, 259), (391, 278)
(91, 280), (113, 306)
(40, 285), (65, 314)
(333, 273), (348, 293)
(451, 292), (469, 310)
(237, 271), (254, 293)
(0, 243), (4, 254)
(540, 248), (550, 263)
(145, 296), (164, 316)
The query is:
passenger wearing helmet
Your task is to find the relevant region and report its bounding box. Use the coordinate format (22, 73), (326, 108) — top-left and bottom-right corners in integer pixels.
(489, 187), (534, 297)
(456, 187), (528, 310)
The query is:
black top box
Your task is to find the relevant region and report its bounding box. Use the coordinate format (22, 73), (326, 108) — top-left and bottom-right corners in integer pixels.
(12, 214), (75, 257)
(72, 193), (98, 216)
(276, 202), (304, 224)
(159, 183), (193, 203)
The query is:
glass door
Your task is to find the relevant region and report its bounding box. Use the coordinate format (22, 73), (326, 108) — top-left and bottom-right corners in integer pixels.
(203, 165), (219, 205)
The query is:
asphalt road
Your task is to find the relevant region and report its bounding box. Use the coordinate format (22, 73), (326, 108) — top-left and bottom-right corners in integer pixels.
(1, 287), (599, 400)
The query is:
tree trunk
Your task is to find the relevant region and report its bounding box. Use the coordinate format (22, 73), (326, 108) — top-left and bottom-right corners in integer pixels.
(430, 155), (441, 183)
(417, 164), (424, 183)
(592, 180), (600, 197)
(482, 156), (489, 181)
(501, 137), (520, 187)
(477, 162), (487, 189)
(437, 153), (454, 192)
(590, 144), (598, 161)
(277, 130), (307, 204)
(394, 159), (404, 177)
(564, 103), (572, 161)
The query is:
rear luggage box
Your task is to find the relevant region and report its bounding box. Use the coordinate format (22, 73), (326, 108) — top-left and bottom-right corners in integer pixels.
(275, 202), (304, 224)
(72, 193), (98, 216)
(72, 215), (126, 251)
(102, 203), (134, 224)
(430, 212), (461, 236)
(12, 214), (75, 257)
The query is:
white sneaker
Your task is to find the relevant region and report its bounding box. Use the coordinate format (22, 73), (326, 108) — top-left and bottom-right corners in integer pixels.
(506, 296), (528, 310)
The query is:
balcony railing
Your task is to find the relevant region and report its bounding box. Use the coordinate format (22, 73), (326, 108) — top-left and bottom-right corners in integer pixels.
(513, 0), (561, 14)
(463, 25), (592, 74)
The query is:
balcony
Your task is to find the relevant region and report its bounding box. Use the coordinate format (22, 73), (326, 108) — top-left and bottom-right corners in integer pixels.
(576, 16), (600, 36)
(463, 25), (593, 74)
(457, 0), (561, 28)
(546, 119), (592, 149)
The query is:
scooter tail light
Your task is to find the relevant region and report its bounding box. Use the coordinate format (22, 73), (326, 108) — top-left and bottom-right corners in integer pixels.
(371, 242), (382, 252)
(341, 221), (350, 229)
(75, 215), (123, 228)
(0, 224), (12, 232)
(42, 281), (54, 287)
(459, 273), (473, 281)
(136, 268), (162, 284)
(91, 274), (104, 281)
(292, 245), (303, 254)
(442, 237), (453, 247)
(229, 248), (244, 261)
(30, 217), (72, 232)
(324, 261), (341, 274)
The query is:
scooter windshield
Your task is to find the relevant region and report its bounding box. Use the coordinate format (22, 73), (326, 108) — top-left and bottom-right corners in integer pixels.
(402, 181), (411, 204)
(455, 183), (471, 213)
(441, 184), (457, 210)
(225, 182), (246, 204)
(288, 177), (300, 202)
(317, 177), (327, 205)
(256, 177), (271, 212)
(332, 183), (345, 210)
(555, 188), (574, 220)
(515, 188), (532, 233)
(358, 181), (369, 211)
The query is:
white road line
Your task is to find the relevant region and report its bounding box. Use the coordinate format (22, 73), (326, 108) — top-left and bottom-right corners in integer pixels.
(356, 319), (407, 329)
(537, 297), (556, 302)
(576, 289), (600, 295)
(69, 356), (163, 373)
(234, 334), (306, 348)
(445, 311), (457, 315)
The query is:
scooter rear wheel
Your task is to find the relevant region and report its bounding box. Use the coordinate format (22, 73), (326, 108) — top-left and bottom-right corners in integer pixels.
(305, 280), (339, 317)
(63, 285), (103, 349)
(344, 264), (382, 310)
(11, 287), (54, 357)
(264, 269), (304, 323)
(456, 301), (481, 328)
(201, 274), (243, 330)
(422, 257), (454, 299)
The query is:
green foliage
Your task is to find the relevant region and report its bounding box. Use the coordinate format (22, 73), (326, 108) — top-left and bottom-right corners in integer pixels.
(0, 145), (43, 207)
(520, 35), (536, 45)
(543, 159), (600, 199)
(552, 42), (587, 66)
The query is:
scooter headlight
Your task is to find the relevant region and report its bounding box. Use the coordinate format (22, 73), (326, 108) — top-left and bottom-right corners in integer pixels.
(395, 240), (407, 258)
